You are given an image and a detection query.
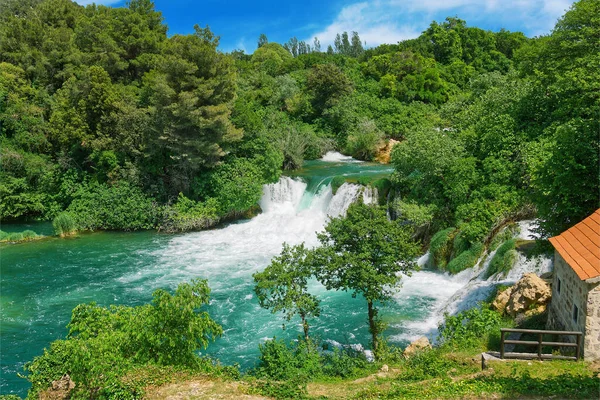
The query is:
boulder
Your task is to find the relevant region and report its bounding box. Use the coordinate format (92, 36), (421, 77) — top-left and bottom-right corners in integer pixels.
(493, 273), (552, 317)
(375, 139), (400, 164)
(403, 336), (432, 358)
(40, 374), (75, 400)
(492, 287), (511, 313)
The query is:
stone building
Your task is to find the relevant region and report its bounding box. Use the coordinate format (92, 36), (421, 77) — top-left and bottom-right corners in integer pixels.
(547, 209), (600, 360)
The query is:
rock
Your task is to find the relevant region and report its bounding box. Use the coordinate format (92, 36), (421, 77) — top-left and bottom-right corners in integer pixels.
(375, 139), (400, 164)
(492, 287), (511, 313)
(403, 336), (432, 358)
(41, 374), (75, 400)
(380, 364), (389, 373)
(51, 374), (75, 391)
(493, 273), (552, 317)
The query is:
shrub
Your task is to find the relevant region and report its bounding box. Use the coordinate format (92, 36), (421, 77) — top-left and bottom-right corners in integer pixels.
(438, 306), (508, 350)
(21, 230), (38, 239)
(321, 346), (371, 378)
(25, 279), (222, 399)
(345, 119), (384, 161)
(486, 239), (517, 278)
(429, 227), (456, 269)
(161, 194), (219, 232)
(7, 232), (23, 241)
(254, 338), (321, 382)
(447, 243), (484, 273)
(67, 181), (161, 231)
(0, 230), (9, 241)
(53, 212), (77, 236)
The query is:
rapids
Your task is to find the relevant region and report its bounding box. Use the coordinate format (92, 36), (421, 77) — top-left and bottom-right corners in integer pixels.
(0, 153), (550, 396)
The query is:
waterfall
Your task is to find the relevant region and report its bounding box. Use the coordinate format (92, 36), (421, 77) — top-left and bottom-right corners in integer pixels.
(390, 220), (553, 344)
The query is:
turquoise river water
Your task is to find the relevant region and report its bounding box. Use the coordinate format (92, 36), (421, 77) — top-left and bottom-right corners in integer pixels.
(0, 153), (471, 397)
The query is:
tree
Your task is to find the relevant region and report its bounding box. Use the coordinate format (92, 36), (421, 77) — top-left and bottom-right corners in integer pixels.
(307, 63), (353, 114)
(254, 243), (320, 341)
(313, 37), (321, 52)
(313, 202), (420, 354)
(350, 31), (364, 57)
(257, 33), (268, 48)
(26, 279), (222, 397)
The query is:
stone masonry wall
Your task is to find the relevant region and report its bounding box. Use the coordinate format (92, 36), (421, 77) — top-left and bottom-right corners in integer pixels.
(547, 252), (600, 360)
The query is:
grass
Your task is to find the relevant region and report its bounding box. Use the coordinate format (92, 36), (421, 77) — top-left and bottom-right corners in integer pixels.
(485, 239), (517, 278)
(0, 229), (43, 243)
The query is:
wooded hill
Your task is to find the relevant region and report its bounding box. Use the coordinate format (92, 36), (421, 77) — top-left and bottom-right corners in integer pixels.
(1, 0), (598, 242)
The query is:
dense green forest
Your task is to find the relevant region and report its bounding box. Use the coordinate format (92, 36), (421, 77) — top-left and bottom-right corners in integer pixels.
(1, 0), (598, 242)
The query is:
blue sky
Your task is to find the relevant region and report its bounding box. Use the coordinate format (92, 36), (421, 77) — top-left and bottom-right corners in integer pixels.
(75, 0), (575, 53)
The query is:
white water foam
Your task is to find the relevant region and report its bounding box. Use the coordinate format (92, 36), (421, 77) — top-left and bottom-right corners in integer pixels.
(320, 151), (358, 163)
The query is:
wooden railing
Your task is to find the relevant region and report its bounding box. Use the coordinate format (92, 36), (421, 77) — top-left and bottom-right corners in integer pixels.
(500, 328), (582, 361)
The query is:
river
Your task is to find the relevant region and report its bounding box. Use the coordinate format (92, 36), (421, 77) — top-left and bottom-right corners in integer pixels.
(0, 153), (551, 396)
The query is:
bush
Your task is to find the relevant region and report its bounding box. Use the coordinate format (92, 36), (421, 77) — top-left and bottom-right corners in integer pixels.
(25, 279), (222, 399)
(67, 181), (162, 231)
(7, 232), (23, 241)
(345, 119), (384, 161)
(254, 338), (321, 382)
(321, 346), (371, 378)
(429, 227), (456, 269)
(161, 194), (219, 232)
(53, 212), (77, 236)
(447, 243), (484, 274)
(21, 230), (38, 239)
(0, 230), (8, 241)
(486, 239), (517, 278)
(438, 306), (508, 350)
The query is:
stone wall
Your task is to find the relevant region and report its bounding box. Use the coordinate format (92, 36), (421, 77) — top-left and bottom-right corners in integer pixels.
(547, 251), (600, 360)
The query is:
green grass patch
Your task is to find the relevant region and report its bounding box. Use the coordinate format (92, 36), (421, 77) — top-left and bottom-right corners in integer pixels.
(0, 229), (42, 243)
(53, 212), (78, 237)
(429, 227), (457, 269)
(485, 239), (517, 278)
(447, 243), (484, 274)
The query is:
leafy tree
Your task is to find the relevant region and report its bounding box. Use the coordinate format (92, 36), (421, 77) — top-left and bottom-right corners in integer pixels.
(313, 37), (321, 52)
(25, 279), (222, 398)
(307, 63), (353, 114)
(258, 33), (268, 48)
(313, 202), (420, 354)
(254, 243), (320, 340)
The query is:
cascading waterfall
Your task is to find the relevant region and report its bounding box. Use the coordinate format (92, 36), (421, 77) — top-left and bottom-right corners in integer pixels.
(0, 152), (556, 396)
(391, 220), (553, 344)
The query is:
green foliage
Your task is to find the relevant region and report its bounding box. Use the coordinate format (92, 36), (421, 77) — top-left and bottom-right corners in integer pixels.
(330, 176), (347, 195)
(254, 338), (321, 382)
(254, 243), (320, 340)
(344, 119), (384, 161)
(446, 243), (484, 274)
(429, 227), (457, 269)
(438, 306), (508, 350)
(0, 229), (42, 242)
(66, 181), (161, 231)
(486, 239), (517, 278)
(161, 194), (219, 232)
(25, 279), (223, 399)
(313, 202), (420, 353)
(52, 212), (77, 236)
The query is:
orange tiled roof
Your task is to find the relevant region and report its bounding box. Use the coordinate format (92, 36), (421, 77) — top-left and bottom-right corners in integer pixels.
(549, 209), (600, 281)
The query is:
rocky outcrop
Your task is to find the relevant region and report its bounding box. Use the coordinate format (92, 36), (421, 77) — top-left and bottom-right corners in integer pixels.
(375, 139), (400, 164)
(492, 273), (552, 317)
(39, 374), (75, 400)
(403, 336), (432, 358)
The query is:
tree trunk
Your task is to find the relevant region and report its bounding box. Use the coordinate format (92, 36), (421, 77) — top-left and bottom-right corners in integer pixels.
(367, 300), (378, 353)
(301, 314), (309, 341)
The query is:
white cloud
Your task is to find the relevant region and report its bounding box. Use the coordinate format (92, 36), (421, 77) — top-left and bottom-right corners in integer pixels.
(308, 0), (573, 47)
(74, 0), (123, 6)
